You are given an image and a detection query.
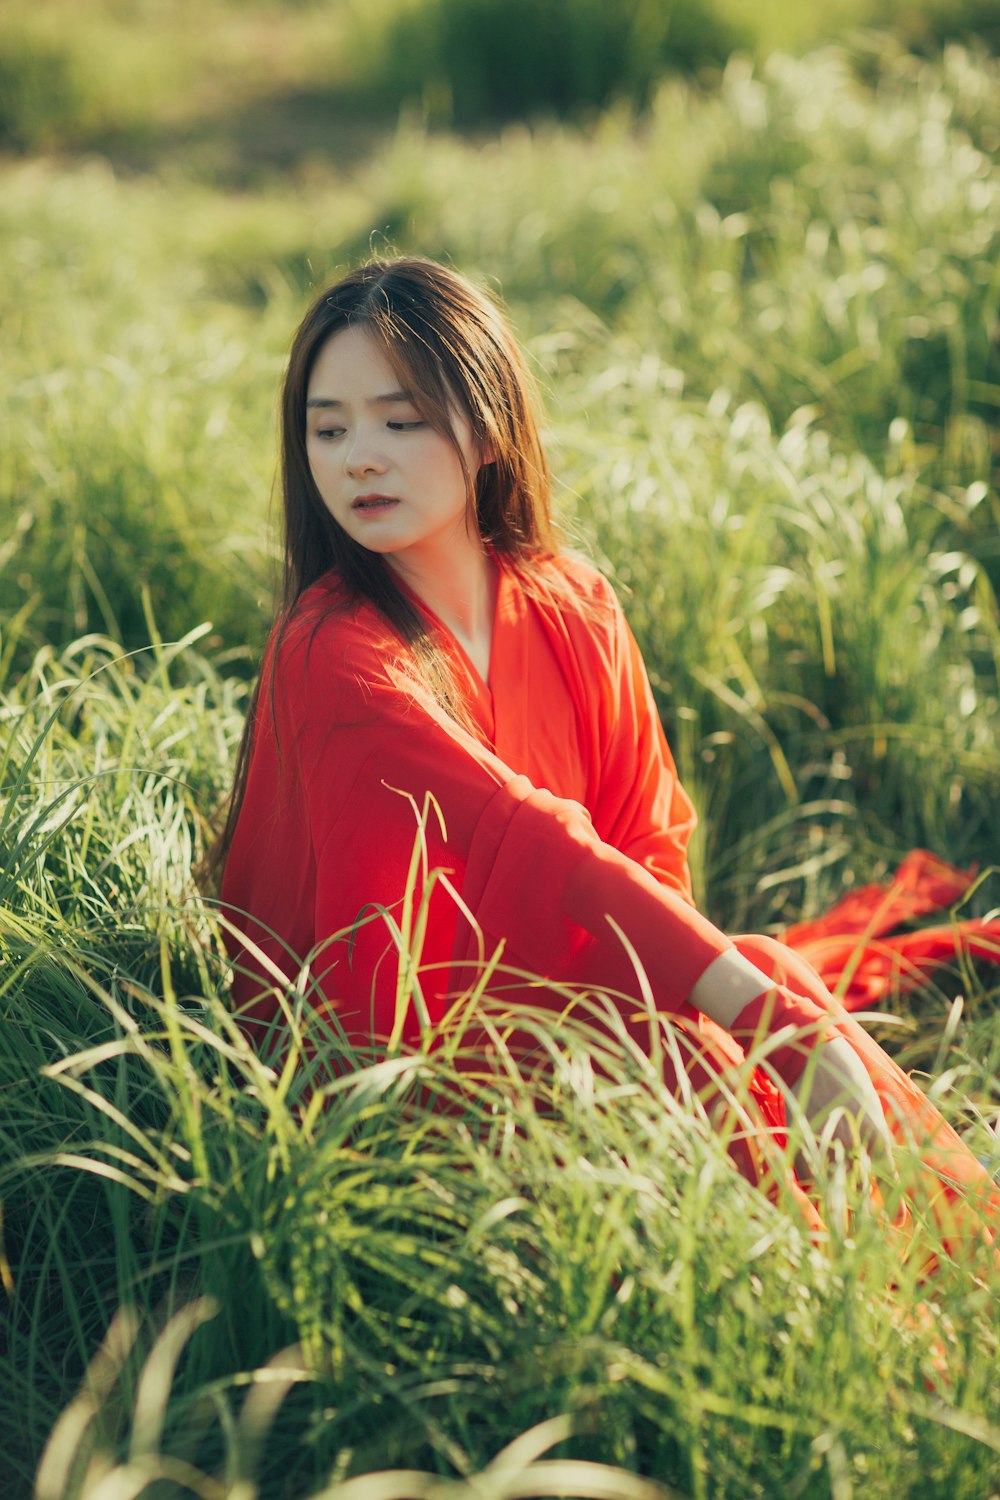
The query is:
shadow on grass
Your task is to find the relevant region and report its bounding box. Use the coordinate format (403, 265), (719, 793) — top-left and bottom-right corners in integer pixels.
(52, 84), (399, 187)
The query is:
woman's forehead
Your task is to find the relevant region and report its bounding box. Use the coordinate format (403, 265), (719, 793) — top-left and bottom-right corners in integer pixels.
(309, 324), (397, 389)
(308, 321), (472, 427)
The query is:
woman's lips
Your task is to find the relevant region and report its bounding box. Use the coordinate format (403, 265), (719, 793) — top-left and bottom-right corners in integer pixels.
(351, 494), (400, 512)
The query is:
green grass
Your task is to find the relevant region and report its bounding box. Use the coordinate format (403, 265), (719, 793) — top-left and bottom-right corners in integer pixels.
(0, 0), (996, 155)
(3, 802), (998, 1495)
(2, 19), (1000, 1500)
(4, 41), (998, 891)
(0, 0), (361, 156)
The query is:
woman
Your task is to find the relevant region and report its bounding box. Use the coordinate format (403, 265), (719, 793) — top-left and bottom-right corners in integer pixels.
(217, 257), (994, 1242)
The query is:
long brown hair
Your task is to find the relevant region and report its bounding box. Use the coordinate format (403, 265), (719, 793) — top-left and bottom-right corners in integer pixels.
(207, 256), (560, 885)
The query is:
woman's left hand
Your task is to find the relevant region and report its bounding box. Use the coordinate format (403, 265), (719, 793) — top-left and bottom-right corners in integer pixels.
(788, 1033), (895, 1180)
(689, 948), (894, 1176)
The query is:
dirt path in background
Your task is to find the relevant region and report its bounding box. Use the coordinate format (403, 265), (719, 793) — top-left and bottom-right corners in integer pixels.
(82, 86), (396, 186)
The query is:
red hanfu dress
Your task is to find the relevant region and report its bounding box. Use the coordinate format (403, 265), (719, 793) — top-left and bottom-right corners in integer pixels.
(221, 552), (997, 1255)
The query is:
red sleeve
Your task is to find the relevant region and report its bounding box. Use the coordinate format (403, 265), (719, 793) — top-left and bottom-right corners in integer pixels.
(586, 576), (697, 901)
(223, 592), (733, 1045)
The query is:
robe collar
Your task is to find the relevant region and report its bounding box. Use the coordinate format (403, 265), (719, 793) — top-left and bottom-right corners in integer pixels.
(391, 552), (532, 766)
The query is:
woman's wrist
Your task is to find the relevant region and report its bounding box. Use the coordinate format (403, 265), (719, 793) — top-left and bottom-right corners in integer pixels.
(688, 950), (836, 1082)
(729, 986), (832, 1084)
(688, 949), (789, 1029)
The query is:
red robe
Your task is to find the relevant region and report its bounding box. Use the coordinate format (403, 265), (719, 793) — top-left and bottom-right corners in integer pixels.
(223, 553), (736, 1039)
(222, 552), (996, 1255)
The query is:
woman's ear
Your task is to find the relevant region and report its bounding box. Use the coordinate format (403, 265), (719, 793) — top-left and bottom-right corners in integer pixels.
(479, 437), (497, 465)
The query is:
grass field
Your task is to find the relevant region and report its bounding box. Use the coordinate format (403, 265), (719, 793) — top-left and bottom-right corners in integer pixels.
(2, 5), (1000, 1496)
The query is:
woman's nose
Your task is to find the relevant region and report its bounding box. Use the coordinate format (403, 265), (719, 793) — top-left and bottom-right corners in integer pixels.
(345, 427), (387, 476)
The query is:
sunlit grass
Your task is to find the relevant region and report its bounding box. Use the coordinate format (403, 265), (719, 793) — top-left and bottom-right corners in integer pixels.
(1, 0), (994, 155)
(0, 636), (996, 1496)
(0, 0), (360, 154)
(4, 928), (999, 1497)
(3, 43), (999, 888)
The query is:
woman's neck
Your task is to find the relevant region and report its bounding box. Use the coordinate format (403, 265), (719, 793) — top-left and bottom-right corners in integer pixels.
(386, 527), (498, 675)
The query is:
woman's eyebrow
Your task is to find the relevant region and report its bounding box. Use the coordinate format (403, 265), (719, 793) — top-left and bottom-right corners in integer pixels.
(306, 390), (413, 409)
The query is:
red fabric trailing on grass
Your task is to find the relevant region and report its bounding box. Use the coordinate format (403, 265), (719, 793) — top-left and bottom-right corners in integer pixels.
(780, 849), (1000, 1010)
(773, 850), (1000, 1273)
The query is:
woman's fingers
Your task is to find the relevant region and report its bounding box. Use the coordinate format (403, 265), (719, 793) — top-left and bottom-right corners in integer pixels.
(789, 1034), (895, 1178)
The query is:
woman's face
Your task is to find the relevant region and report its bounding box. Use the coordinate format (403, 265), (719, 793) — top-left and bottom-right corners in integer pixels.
(305, 325), (483, 569)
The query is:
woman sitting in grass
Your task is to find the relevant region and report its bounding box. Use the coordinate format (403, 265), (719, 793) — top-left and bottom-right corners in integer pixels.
(217, 256), (994, 1242)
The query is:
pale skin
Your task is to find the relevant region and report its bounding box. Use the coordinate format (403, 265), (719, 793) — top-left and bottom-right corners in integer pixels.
(306, 325), (893, 1172)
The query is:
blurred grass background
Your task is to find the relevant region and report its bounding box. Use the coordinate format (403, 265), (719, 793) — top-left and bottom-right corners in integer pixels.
(1, 0), (999, 159)
(2, 2), (1000, 1496)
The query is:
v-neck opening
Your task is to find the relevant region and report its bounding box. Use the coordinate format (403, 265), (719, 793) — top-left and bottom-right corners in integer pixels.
(394, 556), (504, 701)
(385, 558), (549, 774)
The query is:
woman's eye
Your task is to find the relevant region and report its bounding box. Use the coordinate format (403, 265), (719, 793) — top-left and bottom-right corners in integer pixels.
(314, 426), (345, 440)
(387, 420), (425, 431)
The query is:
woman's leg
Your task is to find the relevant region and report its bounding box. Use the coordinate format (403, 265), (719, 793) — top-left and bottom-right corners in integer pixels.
(734, 934), (997, 1263)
